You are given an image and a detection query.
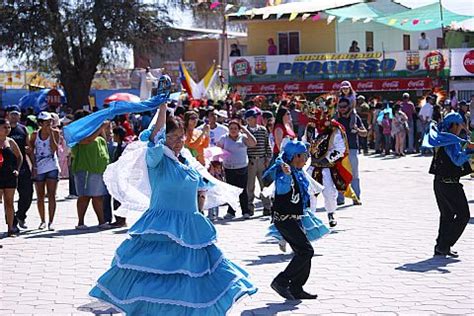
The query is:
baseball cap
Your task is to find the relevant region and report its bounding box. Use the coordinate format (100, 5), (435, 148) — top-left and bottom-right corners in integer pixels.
(37, 111), (52, 121)
(216, 110), (228, 119)
(402, 92), (410, 98)
(357, 95), (365, 100)
(244, 109), (259, 119)
(6, 105), (21, 114)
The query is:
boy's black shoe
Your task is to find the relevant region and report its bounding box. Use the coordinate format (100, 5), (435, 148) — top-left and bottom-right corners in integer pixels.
(271, 280), (295, 300)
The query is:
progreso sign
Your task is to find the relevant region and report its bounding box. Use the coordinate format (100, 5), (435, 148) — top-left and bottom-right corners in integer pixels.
(229, 50), (450, 83)
(277, 52), (395, 75)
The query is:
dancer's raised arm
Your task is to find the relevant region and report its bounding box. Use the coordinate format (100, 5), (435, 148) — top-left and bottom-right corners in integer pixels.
(150, 102), (168, 143)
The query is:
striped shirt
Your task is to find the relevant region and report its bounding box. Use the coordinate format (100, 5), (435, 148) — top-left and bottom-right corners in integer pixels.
(247, 125), (272, 158)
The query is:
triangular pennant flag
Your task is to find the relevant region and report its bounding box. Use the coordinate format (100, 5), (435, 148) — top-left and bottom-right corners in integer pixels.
(363, 17), (372, 23)
(250, 9), (256, 19)
(236, 6), (246, 16)
(424, 19), (433, 24)
(289, 12), (298, 21)
(400, 18), (409, 25)
(302, 13), (311, 21)
(327, 15), (335, 24)
(388, 18), (397, 25)
(338, 16), (346, 23)
(312, 12), (321, 21)
(352, 17), (360, 23)
(224, 4), (234, 12)
(276, 12), (284, 19)
(412, 19), (420, 25)
(262, 13), (271, 20)
(210, 1), (220, 10)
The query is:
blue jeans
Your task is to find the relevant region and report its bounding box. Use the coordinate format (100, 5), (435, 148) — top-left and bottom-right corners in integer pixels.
(337, 149), (361, 203)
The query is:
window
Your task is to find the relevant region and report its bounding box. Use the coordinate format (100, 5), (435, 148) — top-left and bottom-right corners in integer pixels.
(278, 32), (300, 55)
(403, 34), (410, 50)
(437, 37), (444, 49)
(365, 31), (374, 51)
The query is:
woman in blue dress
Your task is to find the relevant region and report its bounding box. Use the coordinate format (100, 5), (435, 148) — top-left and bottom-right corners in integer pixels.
(90, 103), (257, 315)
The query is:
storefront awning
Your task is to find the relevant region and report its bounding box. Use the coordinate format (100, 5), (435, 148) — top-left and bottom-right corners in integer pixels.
(376, 3), (473, 31)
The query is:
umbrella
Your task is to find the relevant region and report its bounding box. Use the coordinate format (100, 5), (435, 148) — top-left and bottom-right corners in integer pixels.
(104, 93), (140, 104)
(18, 88), (66, 113)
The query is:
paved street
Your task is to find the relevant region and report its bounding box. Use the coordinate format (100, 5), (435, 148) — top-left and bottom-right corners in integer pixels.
(0, 154), (473, 316)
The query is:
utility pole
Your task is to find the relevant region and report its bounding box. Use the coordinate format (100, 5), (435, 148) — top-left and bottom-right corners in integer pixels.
(220, 0), (227, 71)
(439, 0), (445, 48)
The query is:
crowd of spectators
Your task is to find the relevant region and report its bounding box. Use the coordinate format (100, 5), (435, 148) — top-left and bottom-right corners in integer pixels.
(0, 85), (473, 236)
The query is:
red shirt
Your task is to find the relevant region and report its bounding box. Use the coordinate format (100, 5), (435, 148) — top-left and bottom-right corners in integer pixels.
(273, 123), (296, 154)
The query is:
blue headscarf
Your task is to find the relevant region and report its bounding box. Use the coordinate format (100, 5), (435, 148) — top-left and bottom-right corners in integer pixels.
(422, 112), (473, 166)
(263, 140), (311, 209)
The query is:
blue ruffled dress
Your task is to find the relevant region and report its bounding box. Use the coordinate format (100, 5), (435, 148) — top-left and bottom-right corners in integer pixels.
(90, 130), (257, 315)
(267, 209), (330, 242)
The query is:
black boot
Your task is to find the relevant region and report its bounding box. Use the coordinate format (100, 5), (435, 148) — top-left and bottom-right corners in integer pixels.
(328, 213), (337, 228)
(291, 290), (318, 300)
(271, 280), (295, 300)
(434, 246), (459, 258)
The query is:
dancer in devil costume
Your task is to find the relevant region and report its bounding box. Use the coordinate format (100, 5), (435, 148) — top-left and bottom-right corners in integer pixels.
(302, 97), (353, 228)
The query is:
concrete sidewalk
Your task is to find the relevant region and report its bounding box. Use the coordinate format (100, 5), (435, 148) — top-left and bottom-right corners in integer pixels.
(0, 154), (473, 315)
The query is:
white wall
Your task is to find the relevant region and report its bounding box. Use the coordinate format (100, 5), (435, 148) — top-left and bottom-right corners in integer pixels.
(336, 20), (442, 53)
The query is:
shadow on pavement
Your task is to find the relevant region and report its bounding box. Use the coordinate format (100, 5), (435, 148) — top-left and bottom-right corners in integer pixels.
(23, 228), (104, 238)
(469, 217), (474, 224)
(241, 301), (302, 315)
(395, 257), (460, 274)
(244, 253), (322, 266)
(78, 301), (121, 315)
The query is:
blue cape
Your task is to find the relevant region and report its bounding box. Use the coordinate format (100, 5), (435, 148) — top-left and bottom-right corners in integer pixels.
(422, 115), (473, 166)
(64, 93), (178, 147)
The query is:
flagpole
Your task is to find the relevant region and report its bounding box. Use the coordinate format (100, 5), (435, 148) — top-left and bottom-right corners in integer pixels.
(220, 0), (227, 72)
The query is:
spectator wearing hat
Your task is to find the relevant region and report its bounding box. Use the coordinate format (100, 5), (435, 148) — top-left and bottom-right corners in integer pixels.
(198, 108), (228, 147)
(400, 93), (416, 153)
(218, 120), (257, 219)
(6, 105), (34, 231)
(30, 112), (61, 231)
(245, 109), (273, 216)
(336, 98), (367, 205)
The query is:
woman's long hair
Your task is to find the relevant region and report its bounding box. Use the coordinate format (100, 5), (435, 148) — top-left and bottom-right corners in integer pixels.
(275, 106), (289, 125)
(183, 111), (197, 131)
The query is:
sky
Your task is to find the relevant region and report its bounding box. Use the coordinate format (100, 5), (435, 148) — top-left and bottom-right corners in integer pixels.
(1, 0), (473, 71)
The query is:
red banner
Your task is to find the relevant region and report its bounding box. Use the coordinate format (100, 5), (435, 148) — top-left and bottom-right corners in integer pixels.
(234, 78), (440, 95)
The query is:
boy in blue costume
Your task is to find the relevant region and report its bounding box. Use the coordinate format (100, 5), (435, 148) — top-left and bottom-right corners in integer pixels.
(265, 139), (320, 300)
(426, 112), (474, 258)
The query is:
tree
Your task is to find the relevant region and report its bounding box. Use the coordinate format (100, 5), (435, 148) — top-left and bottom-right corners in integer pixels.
(0, 1), (172, 109)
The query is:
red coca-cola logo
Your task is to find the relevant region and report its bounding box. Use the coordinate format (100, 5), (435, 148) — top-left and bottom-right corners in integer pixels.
(307, 83), (324, 91)
(260, 84), (276, 92)
(284, 83), (300, 91)
(407, 80), (426, 89)
(357, 81), (374, 90)
(463, 50), (474, 74)
(382, 81), (400, 89)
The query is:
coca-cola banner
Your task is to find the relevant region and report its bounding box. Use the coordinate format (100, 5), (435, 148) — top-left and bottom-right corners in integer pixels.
(229, 49), (450, 84)
(234, 78), (439, 95)
(451, 49), (474, 77)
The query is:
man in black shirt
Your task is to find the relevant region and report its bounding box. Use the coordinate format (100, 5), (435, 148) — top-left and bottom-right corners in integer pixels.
(7, 105), (34, 230)
(335, 98), (367, 205)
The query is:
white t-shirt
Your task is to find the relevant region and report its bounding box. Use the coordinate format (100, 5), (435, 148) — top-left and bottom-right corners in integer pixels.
(419, 103), (433, 121)
(418, 37), (430, 50)
(199, 124), (228, 146)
